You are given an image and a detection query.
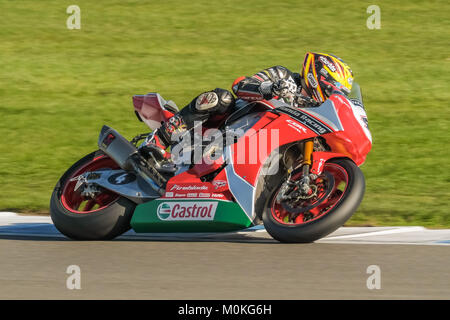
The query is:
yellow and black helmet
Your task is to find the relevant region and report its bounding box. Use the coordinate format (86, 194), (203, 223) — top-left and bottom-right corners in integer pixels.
(301, 52), (353, 103)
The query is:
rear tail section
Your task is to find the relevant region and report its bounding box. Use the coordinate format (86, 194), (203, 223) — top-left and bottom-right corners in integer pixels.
(133, 93), (179, 130)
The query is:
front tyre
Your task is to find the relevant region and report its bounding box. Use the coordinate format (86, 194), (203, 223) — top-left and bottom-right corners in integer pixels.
(50, 150), (136, 240)
(262, 158), (365, 243)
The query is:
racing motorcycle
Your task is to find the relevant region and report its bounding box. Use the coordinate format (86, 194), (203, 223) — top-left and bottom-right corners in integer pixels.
(50, 84), (372, 242)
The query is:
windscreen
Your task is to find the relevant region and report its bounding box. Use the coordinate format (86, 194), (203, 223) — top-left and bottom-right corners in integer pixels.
(348, 82), (364, 106)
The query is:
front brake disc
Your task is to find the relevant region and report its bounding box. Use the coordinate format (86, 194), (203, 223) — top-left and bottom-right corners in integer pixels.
(280, 171), (335, 214)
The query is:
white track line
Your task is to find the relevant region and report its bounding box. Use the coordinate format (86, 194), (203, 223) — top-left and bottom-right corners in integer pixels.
(0, 212), (19, 217)
(324, 226), (426, 240)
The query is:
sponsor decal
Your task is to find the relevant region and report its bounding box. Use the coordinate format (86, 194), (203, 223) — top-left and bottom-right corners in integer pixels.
(350, 101), (372, 142)
(164, 192), (174, 197)
(277, 106), (332, 135)
(212, 180), (227, 189)
(101, 133), (116, 148)
(350, 98), (364, 109)
(286, 119), (308, 134)
(361, 116), (369, 129)
(199, 193), (211, 198)
(307, 73), (318, 88)
(108, 172), (136, 185)
(320, 68), (328, 77)
(211, 193), (224, 198)
(156, 202), (218, 221)
(170, 184), (209, 191)
(319, 56), (337, 72)
(317, 158), (326, 173)
(187, 193), (197, 197)
(175, 193), (186, 197)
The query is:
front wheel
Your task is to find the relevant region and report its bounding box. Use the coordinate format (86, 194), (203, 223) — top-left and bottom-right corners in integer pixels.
(50, 150), (136, 240)
(262, 158), (365, 243)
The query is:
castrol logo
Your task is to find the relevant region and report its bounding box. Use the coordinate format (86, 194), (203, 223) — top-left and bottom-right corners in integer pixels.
(157, 202), (218, 221)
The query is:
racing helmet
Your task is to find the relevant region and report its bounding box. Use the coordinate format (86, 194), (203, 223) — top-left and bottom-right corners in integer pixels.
(300, 52), (353, 103)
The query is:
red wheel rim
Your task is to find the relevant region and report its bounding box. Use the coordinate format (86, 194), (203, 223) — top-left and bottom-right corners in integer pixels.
(271, 163), (349, 225)
(61, 155), (120, 214)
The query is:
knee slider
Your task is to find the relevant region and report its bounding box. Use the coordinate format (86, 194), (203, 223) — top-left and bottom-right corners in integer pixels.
(192, 88), (235, 114)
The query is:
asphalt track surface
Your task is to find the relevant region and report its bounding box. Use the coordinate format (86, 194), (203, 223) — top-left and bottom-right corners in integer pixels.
(0, 213), (449, 300)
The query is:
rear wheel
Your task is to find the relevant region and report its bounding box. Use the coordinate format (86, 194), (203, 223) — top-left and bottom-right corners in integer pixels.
(262, 158), (365, 243)
(50, 150), (136, 240)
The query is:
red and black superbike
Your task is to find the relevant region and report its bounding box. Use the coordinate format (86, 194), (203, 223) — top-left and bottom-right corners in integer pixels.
(50, 84), (372, 242)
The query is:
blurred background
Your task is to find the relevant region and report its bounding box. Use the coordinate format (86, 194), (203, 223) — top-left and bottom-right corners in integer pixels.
(0, 0), (448, 226)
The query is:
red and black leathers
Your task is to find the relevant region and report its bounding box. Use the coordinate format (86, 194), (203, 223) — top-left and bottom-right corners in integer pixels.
(153, 88), (235, 148)
(151, 66), (301, 149)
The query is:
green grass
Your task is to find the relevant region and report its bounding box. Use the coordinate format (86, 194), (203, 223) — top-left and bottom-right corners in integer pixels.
(0, 0), (449, 227)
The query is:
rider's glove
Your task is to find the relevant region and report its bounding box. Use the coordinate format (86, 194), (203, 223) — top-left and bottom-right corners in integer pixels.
(294, 93), (320, 108)
(259, 79), (297, 102)
(272, 79), (297, 98)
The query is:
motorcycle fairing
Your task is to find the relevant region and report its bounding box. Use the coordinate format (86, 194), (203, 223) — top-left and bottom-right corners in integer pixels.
(323, 95), (372, 166)
(130, 197), (253, 233)
(224, 145), (256, 221)
(222, 108), (319, 220)
(275, 105), (334, 135)
(261, 98), (343, 133)
(298, 99), (344, 132)
(222, 95), (371, 219)
(228, 110), (318, 188)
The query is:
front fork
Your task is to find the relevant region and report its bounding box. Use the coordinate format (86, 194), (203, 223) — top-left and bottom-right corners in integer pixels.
(298, 140), (314, 194)
(278, 140), (315, 201)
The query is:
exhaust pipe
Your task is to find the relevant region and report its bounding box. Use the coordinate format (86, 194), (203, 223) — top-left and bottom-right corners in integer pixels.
(98, 125), (139, 171)
(98, 125), (166, 194)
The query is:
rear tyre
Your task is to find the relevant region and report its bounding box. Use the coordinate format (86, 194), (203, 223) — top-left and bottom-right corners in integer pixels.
(262, 158), (365, 243)
(50, 150), (136, 240)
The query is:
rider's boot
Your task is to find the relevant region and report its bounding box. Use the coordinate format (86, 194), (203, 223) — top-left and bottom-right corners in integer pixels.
(140, 113), (188, 173)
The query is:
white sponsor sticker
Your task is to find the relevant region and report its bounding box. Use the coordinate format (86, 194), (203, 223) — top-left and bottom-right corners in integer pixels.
(198, 193), (211, 198)
(307, 73), (318, 88)
(170, 184), (209, 191)
(350, 100), (372, 143)
(211, 193), (224, 198)
(319, 56), (337, 72)
(286, 119), (308, 134)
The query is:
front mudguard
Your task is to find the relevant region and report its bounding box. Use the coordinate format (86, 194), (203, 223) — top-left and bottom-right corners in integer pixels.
(310, 151), (353, 175)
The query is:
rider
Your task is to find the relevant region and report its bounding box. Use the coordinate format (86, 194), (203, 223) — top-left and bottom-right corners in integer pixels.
(141, 52), (354, 164)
